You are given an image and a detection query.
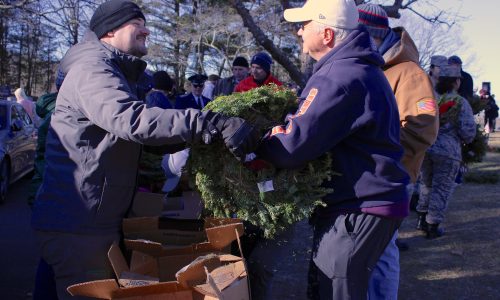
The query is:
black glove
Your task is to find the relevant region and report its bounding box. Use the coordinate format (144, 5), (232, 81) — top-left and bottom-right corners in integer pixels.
(205, 112), (261, 160)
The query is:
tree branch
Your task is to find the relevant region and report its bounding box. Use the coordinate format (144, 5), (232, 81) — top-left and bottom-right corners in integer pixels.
(230, 0), (306, 87)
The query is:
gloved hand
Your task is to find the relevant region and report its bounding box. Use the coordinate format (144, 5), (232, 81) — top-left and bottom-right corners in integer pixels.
(205, 112), (261, 161)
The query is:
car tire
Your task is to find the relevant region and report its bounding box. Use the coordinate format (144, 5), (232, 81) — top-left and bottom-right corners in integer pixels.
(0, 159), (10, 204)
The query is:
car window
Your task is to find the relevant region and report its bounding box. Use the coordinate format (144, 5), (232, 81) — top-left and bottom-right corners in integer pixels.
(15, 105), (33, 126)
(0, 105), (6, 129)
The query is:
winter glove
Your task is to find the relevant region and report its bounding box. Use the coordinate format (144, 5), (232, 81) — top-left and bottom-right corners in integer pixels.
(205, 112), (261, 161)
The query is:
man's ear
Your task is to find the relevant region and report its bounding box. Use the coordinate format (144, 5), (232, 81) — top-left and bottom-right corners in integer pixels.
(324, 27), (335, 47)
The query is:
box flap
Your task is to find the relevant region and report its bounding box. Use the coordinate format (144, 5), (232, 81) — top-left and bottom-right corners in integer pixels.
(193, 261), (248, 299)
(111, 281), (193, 299)
(108, 242), (130, 280)
(205, 223), (244, 250)
(175, 254), (221, 288)
(67, 279), (119, 299)
(130, 251), (160, 278)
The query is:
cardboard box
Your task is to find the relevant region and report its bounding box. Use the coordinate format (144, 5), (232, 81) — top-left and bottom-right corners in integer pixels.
(68, 235), (250, 299)
(67, 243), (193, 300)
(123, 217), (244, 281)
(176, 254), (250, 300)
(128, 191), (203, 219)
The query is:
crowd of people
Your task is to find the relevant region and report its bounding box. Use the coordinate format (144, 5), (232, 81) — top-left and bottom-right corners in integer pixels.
(6, 0), (496, 299)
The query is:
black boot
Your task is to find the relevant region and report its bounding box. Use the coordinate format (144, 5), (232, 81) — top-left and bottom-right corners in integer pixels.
(416, 212), (428, 231)
(426, 223), (444, 239)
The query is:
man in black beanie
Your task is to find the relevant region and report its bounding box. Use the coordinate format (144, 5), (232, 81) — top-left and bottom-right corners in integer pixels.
(213, 56), (251, 97)
(31, 1), (261, 298)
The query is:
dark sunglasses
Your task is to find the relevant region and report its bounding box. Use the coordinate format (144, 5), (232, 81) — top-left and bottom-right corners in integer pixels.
(299, 21), (311, 31)
(192, 84), (204, 88)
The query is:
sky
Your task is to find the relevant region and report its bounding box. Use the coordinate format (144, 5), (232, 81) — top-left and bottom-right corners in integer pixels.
(436, 0), (500, 95)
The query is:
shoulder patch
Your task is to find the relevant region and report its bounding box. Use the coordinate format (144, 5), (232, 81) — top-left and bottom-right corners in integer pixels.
(417, 98), (436, 113)
(270, 88), (319, 137)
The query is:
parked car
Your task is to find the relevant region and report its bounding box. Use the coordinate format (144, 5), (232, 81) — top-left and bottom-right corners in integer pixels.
(0, 99), (37, 203)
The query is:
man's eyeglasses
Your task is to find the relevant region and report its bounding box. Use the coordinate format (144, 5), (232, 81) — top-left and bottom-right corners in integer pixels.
(192, 84), (204, 88)
(299, 21), (311, 31)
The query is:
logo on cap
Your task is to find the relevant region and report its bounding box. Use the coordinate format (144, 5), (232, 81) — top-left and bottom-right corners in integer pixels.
(319, 14), (326, 19)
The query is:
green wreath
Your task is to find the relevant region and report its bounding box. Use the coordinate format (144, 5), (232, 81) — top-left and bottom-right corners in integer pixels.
(188, 85), (333, 238)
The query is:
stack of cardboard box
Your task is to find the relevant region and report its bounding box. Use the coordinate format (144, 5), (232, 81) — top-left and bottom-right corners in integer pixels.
(67, 192), (251, 299)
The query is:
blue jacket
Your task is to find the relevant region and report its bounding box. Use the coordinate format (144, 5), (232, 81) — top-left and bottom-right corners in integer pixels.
(175, 93), (211, 110)
(258, 27), (409, 210)
(146, 90), (173, 109)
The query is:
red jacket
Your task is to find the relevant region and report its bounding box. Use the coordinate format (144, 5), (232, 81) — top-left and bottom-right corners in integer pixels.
(234, 74), (282, 92)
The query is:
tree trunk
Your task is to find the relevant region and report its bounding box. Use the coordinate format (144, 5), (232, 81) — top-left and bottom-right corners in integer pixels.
(230, 0), (306, 88)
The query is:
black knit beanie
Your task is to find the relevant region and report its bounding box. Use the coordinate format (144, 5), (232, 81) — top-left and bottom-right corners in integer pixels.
(90, 0), (146, 39)
(251, 52), (273, 74)
(232, 56), (249, 68)
(152, 71), (174, 91)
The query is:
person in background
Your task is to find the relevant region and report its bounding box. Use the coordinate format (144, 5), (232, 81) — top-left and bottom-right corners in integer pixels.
(234, 52), (282, 92)
(256, 0), (409, 298)
(213, 56), (250, 97)
(357, 3), (439, 299)
(146, 70), (175, 108)
(175, 74), (211, 109)
(202, 74), (220, 100)
(482, 89), (498, 133)
(28, 68), (66, 300)
(428, 55), (448, 89)
(448, 55), (474, 100)
(31, 1), (260, 298)
(14, 87), (37, 125)
(416, 63), (476, 239)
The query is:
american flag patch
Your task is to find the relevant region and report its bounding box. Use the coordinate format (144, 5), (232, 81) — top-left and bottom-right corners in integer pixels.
(416, 99), (436, 113)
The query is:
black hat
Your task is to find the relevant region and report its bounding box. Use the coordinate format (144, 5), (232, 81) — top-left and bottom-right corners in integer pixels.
(153, 71), (173, 91)
(188, 74), (208, 85)
(90, 0), (146, 39)
(232, 56), (249, 68)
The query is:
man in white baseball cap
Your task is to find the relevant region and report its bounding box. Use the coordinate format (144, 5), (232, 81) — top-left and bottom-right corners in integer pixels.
(256, 0), (409, 299)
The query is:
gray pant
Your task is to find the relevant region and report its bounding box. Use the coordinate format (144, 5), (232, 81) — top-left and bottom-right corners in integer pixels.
(417, 153), (460, 224)
(35, 231), (120, 300)
(309, 212), (400, 300)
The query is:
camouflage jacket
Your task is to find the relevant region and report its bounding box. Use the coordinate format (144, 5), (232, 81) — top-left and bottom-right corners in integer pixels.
(427, 92), (476, 161)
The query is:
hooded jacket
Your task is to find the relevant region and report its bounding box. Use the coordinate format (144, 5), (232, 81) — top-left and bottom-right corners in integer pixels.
(32, 31), (216, 234)
(258, 27), (409, 211)
(380, 27), (439, 183)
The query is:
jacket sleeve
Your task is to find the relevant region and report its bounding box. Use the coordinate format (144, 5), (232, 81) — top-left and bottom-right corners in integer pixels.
(458, 99), (476, 144)
(257, 77), (367, 169)
(71, 61), (212, 146)
(396, 70), (438, 161)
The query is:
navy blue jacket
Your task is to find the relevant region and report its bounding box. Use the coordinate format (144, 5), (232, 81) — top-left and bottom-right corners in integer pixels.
(258, 27), (409, 210)
(175, 93), (211, 110)
(146, 91), (173, 109)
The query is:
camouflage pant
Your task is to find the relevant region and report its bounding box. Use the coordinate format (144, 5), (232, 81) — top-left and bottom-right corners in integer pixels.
(417, 153), (460, 224)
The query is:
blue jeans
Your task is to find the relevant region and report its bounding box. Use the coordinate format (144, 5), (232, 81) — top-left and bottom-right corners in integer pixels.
(367, 231), (399, 300)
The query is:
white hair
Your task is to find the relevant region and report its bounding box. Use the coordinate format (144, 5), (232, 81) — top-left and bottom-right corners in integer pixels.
(314, 22), (353, 45)
(14, 88), (28, 101)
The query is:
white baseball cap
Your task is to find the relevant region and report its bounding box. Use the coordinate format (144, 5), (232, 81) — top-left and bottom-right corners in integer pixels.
(284, 0), (359, 30)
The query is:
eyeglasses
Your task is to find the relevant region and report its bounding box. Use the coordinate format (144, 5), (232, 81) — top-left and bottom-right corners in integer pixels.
(299, 21), (312, 31)
(192, 84), (204, 88)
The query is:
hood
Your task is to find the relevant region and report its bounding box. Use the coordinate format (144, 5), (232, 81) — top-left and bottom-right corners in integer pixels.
(59, 30), (147, 84)
(382, 27), (419, 68)
(313, 25), (385, 73)
(36, 92), (57, 118)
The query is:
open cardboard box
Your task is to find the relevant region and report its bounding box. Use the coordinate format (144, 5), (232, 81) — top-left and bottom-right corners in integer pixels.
(68, 230), (250, 300)
(122, 217), (244, 281)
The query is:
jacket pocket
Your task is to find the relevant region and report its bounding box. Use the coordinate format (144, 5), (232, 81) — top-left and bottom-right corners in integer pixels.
(94, 176), (135, 228)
